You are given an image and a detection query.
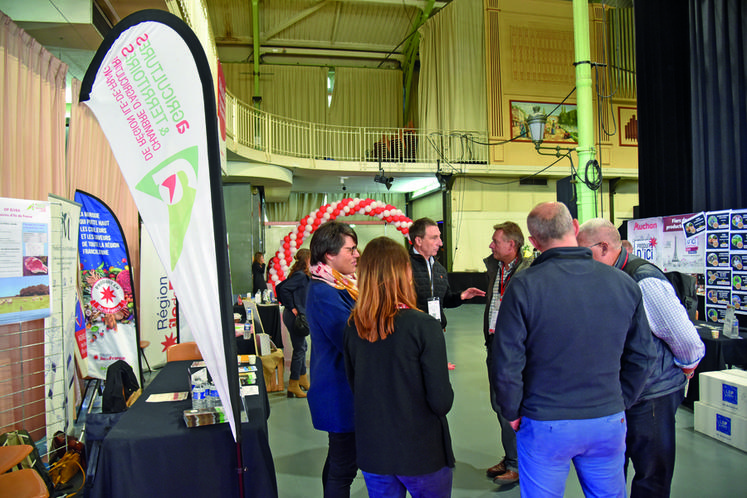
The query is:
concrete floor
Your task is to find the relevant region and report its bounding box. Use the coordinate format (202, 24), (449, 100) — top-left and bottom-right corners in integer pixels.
(265, 304), (747, 497)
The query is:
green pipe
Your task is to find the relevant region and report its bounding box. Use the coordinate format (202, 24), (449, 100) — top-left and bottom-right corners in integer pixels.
(572, 0), (597, 222)
(252, 0), (261, 108)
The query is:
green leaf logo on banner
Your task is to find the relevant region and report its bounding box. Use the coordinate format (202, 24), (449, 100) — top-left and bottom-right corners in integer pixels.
(136, 146), (199, 270)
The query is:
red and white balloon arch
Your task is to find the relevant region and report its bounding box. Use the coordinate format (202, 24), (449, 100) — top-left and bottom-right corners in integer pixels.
(268, 197), (412, 284)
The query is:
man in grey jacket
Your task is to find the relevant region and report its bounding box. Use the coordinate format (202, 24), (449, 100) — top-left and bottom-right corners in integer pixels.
(483, 221), (531, 485)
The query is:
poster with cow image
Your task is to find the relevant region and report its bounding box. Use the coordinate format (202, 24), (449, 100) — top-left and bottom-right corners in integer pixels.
(0, 197), (52, 325)
(74, 191), (139, 380)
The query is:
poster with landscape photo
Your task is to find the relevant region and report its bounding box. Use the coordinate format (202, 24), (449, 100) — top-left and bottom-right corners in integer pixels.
(510, 100), (578, 143)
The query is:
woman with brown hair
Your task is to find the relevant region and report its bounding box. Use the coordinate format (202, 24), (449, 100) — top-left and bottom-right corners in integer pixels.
(252, 251), (268, 294)
(276, 248), (311, 398)
(343, 236), (454, 498)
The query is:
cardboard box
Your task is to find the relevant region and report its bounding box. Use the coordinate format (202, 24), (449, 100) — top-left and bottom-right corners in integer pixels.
(699, 369), (747, 416)
(694, 401), (747, 452)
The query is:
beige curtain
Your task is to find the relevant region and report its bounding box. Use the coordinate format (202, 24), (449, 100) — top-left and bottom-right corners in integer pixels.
(0, 12), (67, 199)
(265, 192), (327, 222)
(327, 67), (403, 128)
(418, 0), (487, 133)
(223, 63), (328, 122)
(0, 12), (67, 439)
(260, 65), (328, 122)
(67, 79), (141, 293)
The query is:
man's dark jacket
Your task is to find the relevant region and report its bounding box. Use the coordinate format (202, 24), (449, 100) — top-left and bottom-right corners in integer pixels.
(410, 251), (462, 328)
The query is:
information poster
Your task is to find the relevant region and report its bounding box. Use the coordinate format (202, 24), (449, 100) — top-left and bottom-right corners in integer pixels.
(0, 197), (52, 325)
(729, 209), (747, 316)
(44, 195), (81, 442)
(627, 213), (704, 274)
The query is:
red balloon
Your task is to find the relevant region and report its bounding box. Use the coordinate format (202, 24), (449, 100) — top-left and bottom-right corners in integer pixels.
(274, 262), (281, 271)
(283, 242), (290, 250)
(284, 235), (290, 242)
(299, 218), (306, 226)
(333, 209), (341, 216)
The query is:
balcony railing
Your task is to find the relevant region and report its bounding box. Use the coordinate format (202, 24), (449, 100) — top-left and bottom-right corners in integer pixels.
(225, 92), (488, 165)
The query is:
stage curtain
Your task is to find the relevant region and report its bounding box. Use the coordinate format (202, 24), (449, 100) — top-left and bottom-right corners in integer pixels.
(634, 0), (694, 218)
(689, 0), (747, 211)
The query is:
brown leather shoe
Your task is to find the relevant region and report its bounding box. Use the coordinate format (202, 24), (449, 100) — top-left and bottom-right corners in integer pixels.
(486, 460), (507, 478)
(493, 470), (519, 486)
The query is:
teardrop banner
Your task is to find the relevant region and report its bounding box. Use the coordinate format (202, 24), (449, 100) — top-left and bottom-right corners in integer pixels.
(74, 190), (139, 381)
(78, 10), (241, 445)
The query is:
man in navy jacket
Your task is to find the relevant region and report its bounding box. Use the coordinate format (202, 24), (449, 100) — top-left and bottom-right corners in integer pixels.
(491, 202), (656, 497)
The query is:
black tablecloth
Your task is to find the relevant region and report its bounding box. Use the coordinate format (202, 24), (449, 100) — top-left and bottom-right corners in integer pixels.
(683, 321), (747, 407)
(237, 304), (282, 355)
(89, 360), (277, 498)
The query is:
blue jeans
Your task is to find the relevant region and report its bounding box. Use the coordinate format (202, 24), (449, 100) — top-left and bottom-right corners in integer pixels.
(625, 389), (684, 498)
(362, 466), (452, 498)
(283, 309), (308, 380)
(486, 340), (518, 471)
(322, 432), (357, 498)
(517, 413), (627, 498)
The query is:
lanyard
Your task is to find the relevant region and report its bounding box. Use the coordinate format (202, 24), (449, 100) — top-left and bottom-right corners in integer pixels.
(499, 265), (513, 298)
(620, 250), (630, 270)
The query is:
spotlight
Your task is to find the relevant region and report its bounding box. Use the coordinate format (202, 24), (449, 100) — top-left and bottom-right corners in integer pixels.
(374, 169), (393, 190)
(436, 172), (454, 190)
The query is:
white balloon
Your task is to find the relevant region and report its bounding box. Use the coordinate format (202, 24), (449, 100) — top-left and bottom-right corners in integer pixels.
(305, 224), (312, 233)
(290, 240), (297, 248)
(383, 210), (390, 217)
(365, 206), (372, 212)
(394, 221), (401, 228)
(343, 206), (350, 213)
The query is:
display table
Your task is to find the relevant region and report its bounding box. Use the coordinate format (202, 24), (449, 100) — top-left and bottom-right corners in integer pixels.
(88, 360), (277, 497)
(683, 321), (747, 407)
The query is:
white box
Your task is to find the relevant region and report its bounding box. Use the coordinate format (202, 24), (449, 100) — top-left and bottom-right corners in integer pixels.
(699, 369), (747, 417)
(694, 401), (747, 452)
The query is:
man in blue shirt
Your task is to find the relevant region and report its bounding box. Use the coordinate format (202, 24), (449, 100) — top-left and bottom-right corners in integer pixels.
(578, 218), (705, 498)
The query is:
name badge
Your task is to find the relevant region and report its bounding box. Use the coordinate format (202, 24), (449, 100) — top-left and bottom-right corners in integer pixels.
(427, 297), (441, 321)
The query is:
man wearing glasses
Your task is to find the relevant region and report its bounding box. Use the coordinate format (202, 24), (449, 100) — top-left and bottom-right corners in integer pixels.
(577, 218), (704, 498)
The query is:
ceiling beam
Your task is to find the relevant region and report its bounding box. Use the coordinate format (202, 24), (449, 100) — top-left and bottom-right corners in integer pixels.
(216, 37), (402, 55)
(261, 0), (331, 43)
(332, 0), (448, 7)
(260, 46), (405, 64)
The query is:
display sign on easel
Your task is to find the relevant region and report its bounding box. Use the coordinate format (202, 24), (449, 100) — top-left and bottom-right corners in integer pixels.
(0, 197), (52, 325)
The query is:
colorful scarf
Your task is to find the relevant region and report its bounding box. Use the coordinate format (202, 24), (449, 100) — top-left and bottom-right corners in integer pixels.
(310, 262), (359, 301)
